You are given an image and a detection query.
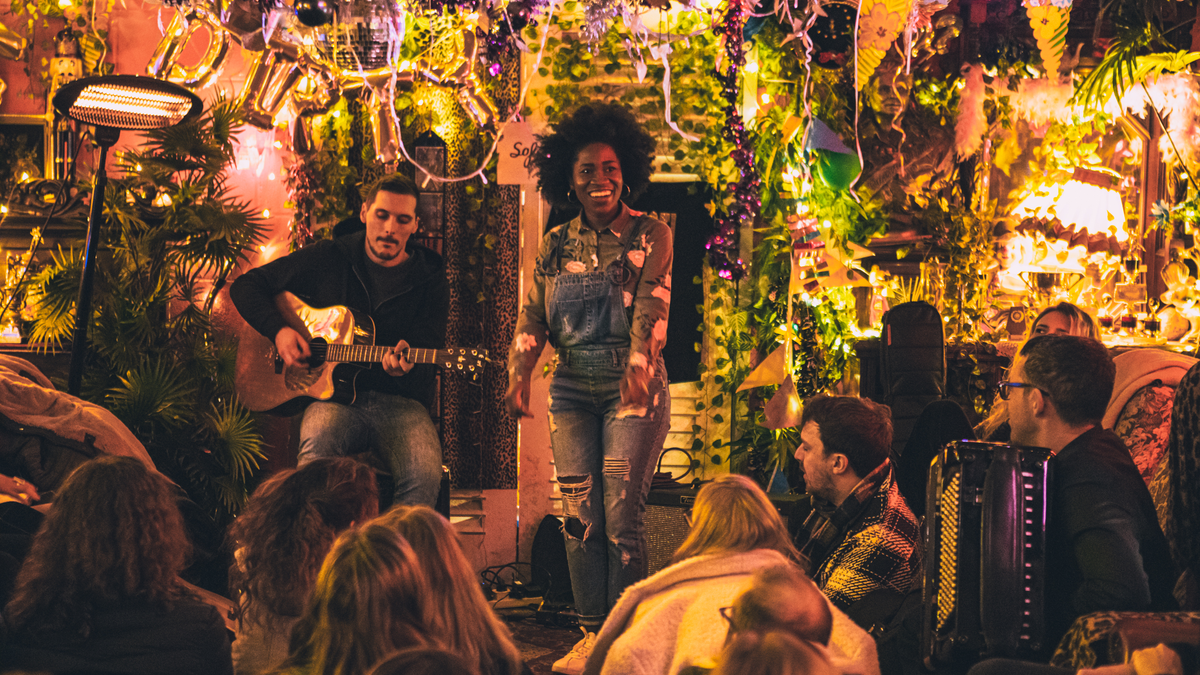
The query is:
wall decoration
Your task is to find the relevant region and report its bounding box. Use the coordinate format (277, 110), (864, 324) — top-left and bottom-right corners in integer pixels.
(1023, 0), (1071, 79)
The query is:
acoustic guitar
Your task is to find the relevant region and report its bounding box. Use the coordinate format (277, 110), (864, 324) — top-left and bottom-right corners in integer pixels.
(229, 292), (488, 416)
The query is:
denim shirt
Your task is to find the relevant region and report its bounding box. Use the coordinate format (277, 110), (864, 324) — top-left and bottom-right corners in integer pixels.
(510, 203), (672, 379)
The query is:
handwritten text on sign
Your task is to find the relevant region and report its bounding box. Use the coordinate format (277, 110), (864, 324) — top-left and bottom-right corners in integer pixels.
(498, 121), (539, 185)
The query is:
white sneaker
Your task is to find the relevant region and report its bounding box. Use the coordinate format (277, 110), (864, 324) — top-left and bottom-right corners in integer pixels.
(552, 628), (598, 675)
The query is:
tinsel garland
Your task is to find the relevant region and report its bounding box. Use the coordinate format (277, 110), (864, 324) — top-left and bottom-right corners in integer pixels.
(480, 0), (547, 77)
(705, 0), (760, 281)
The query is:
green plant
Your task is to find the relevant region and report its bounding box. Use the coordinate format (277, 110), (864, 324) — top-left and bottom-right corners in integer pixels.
(1071, 0), (1197, 112)
(23, 99), (267, 524)
(11, 0), (111, 94)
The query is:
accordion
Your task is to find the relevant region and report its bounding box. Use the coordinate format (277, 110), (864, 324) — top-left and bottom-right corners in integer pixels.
(923, 440), (1053, 667)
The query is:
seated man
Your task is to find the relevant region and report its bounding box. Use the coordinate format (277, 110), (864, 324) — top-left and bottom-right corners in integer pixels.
(792, 396), (921, 628)
(1005, 335), (1177, 646)
(230, 173), (449, 507)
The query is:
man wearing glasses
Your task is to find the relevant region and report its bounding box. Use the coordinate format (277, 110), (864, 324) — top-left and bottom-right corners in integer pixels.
(1003, 335), (1176, 647)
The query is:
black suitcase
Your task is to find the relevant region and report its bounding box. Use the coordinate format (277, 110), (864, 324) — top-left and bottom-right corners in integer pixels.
(923, 440), (1053, 667)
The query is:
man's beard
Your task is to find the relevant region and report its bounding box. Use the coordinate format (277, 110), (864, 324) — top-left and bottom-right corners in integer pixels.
(369, 237), (402, 261)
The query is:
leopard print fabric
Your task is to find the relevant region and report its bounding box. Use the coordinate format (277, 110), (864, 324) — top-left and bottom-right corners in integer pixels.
(438, 55), (520, 491)
(1166, 363), (1200, 597)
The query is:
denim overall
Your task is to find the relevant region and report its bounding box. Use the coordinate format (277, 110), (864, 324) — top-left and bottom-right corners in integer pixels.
(542, 218), (671, 626)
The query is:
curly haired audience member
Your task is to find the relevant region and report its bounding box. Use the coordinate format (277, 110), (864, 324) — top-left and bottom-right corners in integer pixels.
(228, 458), (379, 674)
(583, 474), (879, 675)
(374, 505), (525, 675)
(0, 456), (233, 674)
(268, 523), (435, 675)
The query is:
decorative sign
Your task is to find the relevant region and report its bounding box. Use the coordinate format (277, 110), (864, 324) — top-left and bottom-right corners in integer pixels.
(497, 121), (539, 185)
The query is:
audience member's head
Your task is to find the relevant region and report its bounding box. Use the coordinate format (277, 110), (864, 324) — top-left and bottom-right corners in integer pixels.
(1028, 302), (1098, 340)
(4, 457), (188, 635)
(709, 631), (837, 675)
(672, 474), (800, 564)
(796, 396), (892, 505)
(368, 647), (480, 675)
(274, 523), (434, 675)
(728, 565), (833, 645)
(799, 396), (891, 479)
(228, 458), (378, 625)
(1014, 335), (1114, 433)
(373, 505), (523, 675)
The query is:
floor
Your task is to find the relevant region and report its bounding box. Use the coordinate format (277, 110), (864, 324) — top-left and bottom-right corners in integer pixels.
(498, 599), (584, 675)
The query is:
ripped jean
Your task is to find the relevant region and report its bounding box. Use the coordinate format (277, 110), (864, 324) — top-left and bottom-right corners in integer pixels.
(548, 347), (670, 627)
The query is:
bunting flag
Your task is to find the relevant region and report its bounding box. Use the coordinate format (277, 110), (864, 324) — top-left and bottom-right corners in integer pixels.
(762, 375), (804, 429)
(806, 118), (862, 191)
(790, 218), (873, 295)
(737, 344), (791, 392)
(1024, 0), (1072, 78)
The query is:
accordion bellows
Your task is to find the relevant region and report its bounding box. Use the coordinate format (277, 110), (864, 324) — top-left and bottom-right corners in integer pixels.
(923, 441), (1053, 666)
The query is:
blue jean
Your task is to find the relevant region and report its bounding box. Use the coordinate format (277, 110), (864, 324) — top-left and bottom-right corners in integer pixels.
(548, 348), (670, 627)
(297, 390), (442, 506)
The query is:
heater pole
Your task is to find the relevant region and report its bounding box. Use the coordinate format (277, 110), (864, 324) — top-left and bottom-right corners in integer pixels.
(67, 132), (116, 396)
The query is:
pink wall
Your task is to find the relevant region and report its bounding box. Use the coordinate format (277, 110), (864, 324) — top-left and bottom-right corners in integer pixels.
(0, 0), (293, 258)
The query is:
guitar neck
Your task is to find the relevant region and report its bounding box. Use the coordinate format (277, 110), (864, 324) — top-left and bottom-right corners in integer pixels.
(321, 344), (444, 365)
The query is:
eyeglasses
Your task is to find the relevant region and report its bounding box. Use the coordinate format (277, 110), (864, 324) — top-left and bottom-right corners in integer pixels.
(997, 381), (1044, 400)
(719, 606), (735, 624)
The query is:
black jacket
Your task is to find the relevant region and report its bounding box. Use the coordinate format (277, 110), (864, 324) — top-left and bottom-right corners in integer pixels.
(229, 232), (450, 409)
(0, 599), (233, 675)
(1045, 427), (1177, 645)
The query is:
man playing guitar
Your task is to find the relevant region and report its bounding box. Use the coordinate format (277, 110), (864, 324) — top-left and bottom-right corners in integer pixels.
(230, 173), (449, 506)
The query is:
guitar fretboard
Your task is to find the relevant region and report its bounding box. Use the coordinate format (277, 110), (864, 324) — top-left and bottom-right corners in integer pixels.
(317, 344), (444, 364)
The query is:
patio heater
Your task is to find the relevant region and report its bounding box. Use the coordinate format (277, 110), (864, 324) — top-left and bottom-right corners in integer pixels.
(52, 75), (201, 395)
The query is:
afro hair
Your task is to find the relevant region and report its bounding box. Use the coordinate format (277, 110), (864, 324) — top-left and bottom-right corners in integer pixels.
(533, 102), (657, 209)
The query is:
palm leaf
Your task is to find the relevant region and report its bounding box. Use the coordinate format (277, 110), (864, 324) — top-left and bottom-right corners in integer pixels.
(23, 246), (82, 348)
(107, 359), (198, 434)
(204, 398), (265, 485)
(1074, 49), (1200, 111)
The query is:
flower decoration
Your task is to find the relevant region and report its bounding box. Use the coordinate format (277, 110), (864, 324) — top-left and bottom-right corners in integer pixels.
(858, 4), (902, 51)
(854, 0), (913, 90)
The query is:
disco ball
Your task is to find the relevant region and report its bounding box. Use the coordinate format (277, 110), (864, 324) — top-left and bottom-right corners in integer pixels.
(318, 1), (397, 70)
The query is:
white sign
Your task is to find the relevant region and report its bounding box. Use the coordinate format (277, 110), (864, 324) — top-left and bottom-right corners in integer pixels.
(497, 121), (539, 185)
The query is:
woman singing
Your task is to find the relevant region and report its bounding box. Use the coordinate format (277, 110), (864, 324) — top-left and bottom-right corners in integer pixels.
(505, 103), (673, 674)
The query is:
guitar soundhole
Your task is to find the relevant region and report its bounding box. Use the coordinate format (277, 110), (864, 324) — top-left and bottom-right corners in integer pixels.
(284, 363), (325, 391)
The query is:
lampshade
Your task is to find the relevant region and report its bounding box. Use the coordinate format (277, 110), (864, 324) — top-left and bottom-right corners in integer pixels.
(1013, 167), (1128, 244)
(52, 75), (201, 131)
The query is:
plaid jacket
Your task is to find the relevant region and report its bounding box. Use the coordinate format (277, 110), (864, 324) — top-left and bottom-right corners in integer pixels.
(806, 463), (922, 611)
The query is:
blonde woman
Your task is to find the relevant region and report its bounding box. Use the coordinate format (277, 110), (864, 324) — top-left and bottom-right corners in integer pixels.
(373, 506), (525, 675)
(268, 524), (435, 675)
(582, 475), (878, 675)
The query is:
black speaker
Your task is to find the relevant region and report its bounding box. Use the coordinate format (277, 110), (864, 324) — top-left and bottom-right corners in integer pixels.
(531, 513), (573, 604)
(644, 488), (812, 575)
